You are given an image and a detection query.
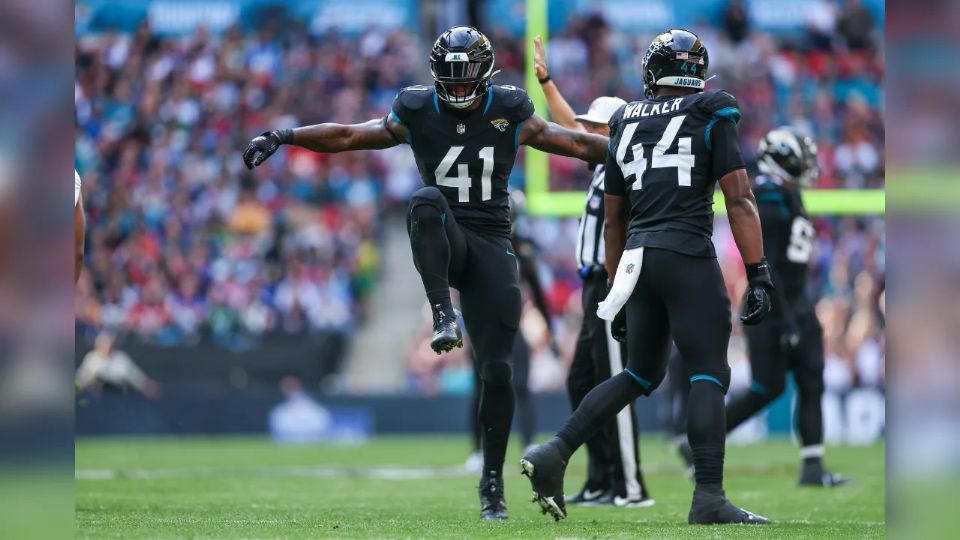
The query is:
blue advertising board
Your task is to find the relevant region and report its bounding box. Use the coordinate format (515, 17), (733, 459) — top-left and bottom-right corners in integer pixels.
(77, 0), (419, 36)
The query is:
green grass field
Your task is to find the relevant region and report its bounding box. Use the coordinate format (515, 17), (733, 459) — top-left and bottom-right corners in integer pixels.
(76, 435), (884, 539)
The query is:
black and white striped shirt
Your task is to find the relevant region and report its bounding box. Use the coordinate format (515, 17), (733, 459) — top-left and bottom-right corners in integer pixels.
(575, 165), (606, 271)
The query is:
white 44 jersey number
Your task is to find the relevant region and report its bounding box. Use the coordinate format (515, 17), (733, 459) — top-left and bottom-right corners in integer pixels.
(435, 146), (495, 202)
(615, 115), (695, 189)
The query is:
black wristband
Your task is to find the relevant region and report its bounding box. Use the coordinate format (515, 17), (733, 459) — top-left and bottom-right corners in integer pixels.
(274, 128), (293, 144)
(538, 74), (551, 84)
(745, 258), (774, 289)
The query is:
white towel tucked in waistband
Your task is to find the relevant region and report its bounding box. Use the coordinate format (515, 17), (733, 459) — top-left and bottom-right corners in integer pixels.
(597, 247), (645, 321)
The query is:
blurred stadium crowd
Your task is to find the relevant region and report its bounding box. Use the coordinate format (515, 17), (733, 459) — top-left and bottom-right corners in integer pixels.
(75, 21), (424, 348)
(75, 2), (883, 396)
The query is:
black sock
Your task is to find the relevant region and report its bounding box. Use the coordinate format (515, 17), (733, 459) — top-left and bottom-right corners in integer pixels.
(555, 372), (646, 460)
(797, 387), (824, 449)
(470, 369), (482, 452)
(687, 381), (727, 489)
(408, 203), (452, 310)
(725, 389), (775, 435)
(479, 380), (514, 476)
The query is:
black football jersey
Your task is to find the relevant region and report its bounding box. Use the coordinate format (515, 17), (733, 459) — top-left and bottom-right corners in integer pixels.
(605, 90), (745, 257)
(753, 174), (815, 313)
(391, 84), (535, 237)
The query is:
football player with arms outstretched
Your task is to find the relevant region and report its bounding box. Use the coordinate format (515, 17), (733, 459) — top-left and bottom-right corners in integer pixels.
(521, 29), (773, 525)
(242, 26), (607, 520)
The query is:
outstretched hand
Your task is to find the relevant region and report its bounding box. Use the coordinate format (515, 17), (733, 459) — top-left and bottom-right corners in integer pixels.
(242, 131), (284, 169)
(533, 35), (548, 81)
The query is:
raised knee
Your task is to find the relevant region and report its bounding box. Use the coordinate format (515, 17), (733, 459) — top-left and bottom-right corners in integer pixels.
(410, 186), (444, 205)
(481, 361), (513, 386)
(407, 187), (446, 237)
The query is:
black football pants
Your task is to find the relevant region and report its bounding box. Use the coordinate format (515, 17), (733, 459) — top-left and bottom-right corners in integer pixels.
(407, 186), (520, 475)
(556, 248), (732, 489)
(726, 310), (825, 447)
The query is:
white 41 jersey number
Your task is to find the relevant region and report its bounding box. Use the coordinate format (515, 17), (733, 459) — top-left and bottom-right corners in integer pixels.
(615, 115), (695, 189)
(435, 146), (494, 202)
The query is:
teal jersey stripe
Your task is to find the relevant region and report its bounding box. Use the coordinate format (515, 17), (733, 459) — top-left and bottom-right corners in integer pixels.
(704, 106), (741, 151)
(755, 191), (790, 218)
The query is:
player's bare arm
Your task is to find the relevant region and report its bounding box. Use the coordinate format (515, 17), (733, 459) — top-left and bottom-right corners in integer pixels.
(75, 191), (85, 283)
(533, 36), (583, 132)
(243, 116), (408, 169)
(518, 113), (606, 163)
(719, 168), (763, 264)
(602, 193), (628, 279)
(720, 167), (773, 324)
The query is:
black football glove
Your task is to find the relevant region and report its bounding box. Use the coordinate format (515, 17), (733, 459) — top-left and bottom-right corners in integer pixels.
(611, 308), (627, 343)
(242, 129), (292, 169)
(741, 258), (774, 326)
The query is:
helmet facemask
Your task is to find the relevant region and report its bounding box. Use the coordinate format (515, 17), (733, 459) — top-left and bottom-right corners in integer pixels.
(430, 51), (495, 109)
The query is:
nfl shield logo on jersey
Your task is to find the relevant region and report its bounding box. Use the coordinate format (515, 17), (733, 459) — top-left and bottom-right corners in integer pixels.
(625, 263), (635, 274)
(457, 123), (466, 134)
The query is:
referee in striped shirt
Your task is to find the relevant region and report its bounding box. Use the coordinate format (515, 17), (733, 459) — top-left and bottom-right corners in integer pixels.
(534, 36), (653, 508)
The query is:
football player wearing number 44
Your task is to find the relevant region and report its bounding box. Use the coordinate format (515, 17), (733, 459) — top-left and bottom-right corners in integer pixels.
(242, 26), (607, 521)
(521, 29), (774, 525)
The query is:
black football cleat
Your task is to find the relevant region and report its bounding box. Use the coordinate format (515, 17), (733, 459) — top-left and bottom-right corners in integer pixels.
(520, 439), (569, 521)
(613, 494), (656, 508)
(479, 470), (508, 520)
(430, 303), (462, 354)
(688, 487), (770, 525)
(799, 463), (850, 487)
(567, 486), (610, 506)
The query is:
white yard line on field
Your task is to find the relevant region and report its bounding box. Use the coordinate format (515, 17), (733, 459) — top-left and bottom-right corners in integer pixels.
(76, 464), (475, 481)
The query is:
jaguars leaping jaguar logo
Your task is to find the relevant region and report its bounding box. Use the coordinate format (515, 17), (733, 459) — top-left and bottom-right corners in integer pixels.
(491, 118), (510, 132)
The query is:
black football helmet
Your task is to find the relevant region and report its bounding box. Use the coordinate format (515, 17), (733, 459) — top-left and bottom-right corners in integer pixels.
(642, 29), (709, 98)
(758, 127), (820, 187)
(429, 26), (496, 109)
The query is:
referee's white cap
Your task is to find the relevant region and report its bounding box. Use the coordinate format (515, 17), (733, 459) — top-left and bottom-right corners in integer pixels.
(574, 96), (627, 125)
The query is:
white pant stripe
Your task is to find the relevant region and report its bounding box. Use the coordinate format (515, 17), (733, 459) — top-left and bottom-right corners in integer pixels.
(605, 320), (641, 499)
